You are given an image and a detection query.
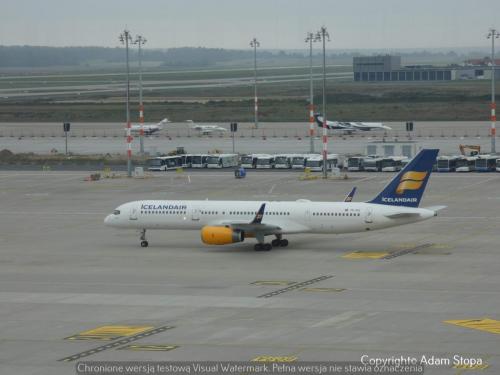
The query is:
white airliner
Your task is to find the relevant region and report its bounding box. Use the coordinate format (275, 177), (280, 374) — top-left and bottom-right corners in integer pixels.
(314, 114), (391, 132)
(186, 120), (227, 135)
(105, 149), (443, 250)
(129, 118), (169, 135)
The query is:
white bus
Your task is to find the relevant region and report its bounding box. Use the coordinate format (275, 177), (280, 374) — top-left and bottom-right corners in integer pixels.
(497, 159), (500, 172)
(456, 156), (477, 172)
(381, 156), (407, 172)
(363, 157), (384, 172)
(206, 154), (239, 168)
(147, 156), (181, 171)
(255, 155), (275, 169)
(305, 154), (339, 172)
(274, 154), (296, 169)
(347, 156), (365, 171)
(191, 154), (210, 168)
(291, 154), (318, 169)
(437, 155), (460, 172)
(240, 154), (266, 169)
(179, 154), (193, 168)
(475, 155), (497, 172)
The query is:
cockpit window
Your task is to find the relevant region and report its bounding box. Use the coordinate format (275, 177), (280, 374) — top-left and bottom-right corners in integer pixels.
(113, 210), (121, 215)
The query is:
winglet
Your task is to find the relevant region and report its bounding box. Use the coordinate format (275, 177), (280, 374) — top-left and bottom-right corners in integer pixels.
(251, 203), (266, 224)
(344, 187), (357, 202)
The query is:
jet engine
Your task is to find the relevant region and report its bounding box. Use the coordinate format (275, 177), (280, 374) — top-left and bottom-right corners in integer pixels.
(200, 226), (244, 245)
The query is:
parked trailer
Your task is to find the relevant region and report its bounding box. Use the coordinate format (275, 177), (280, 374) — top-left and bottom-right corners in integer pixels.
(305, 154), (339, 172)
(437, 155), (461, 172)
(191, 154), (209, 168)
(475, 155), (497, 172)
(206, 154), (239, 168)
(147, 156), (181, 171)
(456, 156), (477, 172)
(256, 155), (275, 169)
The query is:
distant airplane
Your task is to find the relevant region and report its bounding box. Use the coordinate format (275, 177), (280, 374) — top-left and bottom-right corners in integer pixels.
(105, 149), (444, 250)
(344, 187), (357, 202)
(314, 114), (391, 132)
(186, 120), (227, 135)
(129, 118), (169, 135)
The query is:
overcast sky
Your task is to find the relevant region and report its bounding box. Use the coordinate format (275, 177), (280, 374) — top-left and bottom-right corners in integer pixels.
(1, 0), (499, 50)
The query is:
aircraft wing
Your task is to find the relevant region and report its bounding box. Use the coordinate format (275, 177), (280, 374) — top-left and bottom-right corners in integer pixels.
(215, 203), (309, 235)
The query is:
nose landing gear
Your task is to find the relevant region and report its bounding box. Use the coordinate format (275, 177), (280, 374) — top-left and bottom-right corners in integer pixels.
(140, 229), (148, 247)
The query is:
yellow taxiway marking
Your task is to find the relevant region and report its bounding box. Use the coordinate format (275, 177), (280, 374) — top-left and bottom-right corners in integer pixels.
(444, 318), (500, 334)
(118, 344), (178, 352)
(251, 281), (296, 286)
(342, 251), (389, 259)
(252, 356), (298, 362)
(65, 325), (154, 341)
(300, 287), (345, 293)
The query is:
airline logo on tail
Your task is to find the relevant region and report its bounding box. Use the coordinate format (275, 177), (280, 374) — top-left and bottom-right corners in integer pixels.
(395, 171), (428, 195)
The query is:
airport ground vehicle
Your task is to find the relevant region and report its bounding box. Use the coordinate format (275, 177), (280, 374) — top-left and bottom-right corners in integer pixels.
(381, 156), (407, 172)
(274, 154), (296, 169)
(105, 149), (444, 250)
(347, 156), (365, 171)
(147, 156), (181, 171)
(240, 154), (265, 169)
(475, 155), (497, 172)
(456, 156), (477, 172)
(305, 154), (339, 172)
(256, 155), (275, 169)
(437, 155), (460, 172)
(206, 154), (239, 168)
(179, 154), (193, 168)
(363, 157), (384, 172)
(497, 159), (500, 172)
(191, 154), (209, 168)
(291, 154), (318, 169)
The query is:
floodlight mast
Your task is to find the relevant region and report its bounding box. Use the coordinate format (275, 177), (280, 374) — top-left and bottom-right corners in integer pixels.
(487, 28), (499, 154)
(305, 32), (321, 153)
(119, 29), (133, 177)
(316, 26), (330, 179)
(250, 38), (260, 129)
(133, 35), (147, 155)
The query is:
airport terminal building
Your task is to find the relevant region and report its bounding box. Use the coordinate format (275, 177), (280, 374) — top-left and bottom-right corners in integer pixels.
(353, 55), (498, 82)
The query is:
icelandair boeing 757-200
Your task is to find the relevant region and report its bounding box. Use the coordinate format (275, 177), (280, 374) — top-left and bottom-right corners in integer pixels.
(105, 149), (444, 250)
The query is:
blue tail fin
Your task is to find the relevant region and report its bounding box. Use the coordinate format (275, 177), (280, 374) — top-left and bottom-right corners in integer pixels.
(368, 149), (438, 207)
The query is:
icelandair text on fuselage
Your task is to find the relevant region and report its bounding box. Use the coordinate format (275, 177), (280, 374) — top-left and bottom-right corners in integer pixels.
(141, 204), (187, 210)
(381, 197), (418, 203)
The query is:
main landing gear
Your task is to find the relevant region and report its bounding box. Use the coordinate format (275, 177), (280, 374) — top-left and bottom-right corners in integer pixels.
(254, 235), (288, 251)
(140, 229), (148, 247)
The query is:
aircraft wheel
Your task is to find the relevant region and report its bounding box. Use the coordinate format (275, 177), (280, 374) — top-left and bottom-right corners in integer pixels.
(279, 239), (289, 247)
(262, 243), (272, 251)
(271, 239), (281, 247)
(254, 244), (263, 251)
(140, 240), (149, 248)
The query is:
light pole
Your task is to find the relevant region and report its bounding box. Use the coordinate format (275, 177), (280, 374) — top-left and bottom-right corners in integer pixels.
(133, 35), (147, 155)
(306, 32), (320, 153)
(316, 26), (330, 179)
(250, 38), (260, 129)
(487, 28), (499, 154)
(119, 29), (133, 177)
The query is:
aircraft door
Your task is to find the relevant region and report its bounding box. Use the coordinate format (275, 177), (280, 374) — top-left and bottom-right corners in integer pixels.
(364, 208), (373, 223)
(191, 208), (200, 221)
(129, 207), (138, 220)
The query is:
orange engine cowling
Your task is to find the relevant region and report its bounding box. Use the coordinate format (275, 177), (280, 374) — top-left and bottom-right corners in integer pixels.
(200, 226), (244, 245)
